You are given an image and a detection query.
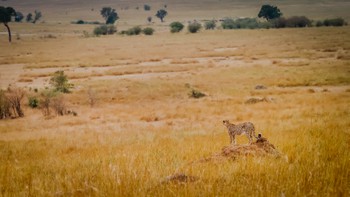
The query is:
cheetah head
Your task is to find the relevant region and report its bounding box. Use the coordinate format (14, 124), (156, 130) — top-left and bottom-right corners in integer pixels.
(222, 120), (230, 126)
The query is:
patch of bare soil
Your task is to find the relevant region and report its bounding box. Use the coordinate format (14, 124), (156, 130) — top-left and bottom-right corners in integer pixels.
(0, 64), (25, 89)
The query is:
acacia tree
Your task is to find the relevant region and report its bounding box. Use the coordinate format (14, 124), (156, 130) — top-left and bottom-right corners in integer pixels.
(100, 7), (119, 24)
(258, 4), (282, 21)
(155, 9), (167, 22)
(33, 10), (42, 23)
(0, 6), (16, 42)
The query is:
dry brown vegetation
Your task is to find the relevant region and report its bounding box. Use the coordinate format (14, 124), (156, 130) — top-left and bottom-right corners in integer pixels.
(0, 1), (350, 196)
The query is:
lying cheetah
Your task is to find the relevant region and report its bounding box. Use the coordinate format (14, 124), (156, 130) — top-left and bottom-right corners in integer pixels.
(223, 120), (257, 145)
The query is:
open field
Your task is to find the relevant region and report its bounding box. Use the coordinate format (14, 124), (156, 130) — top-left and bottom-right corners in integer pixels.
(1, 1), (350, 196)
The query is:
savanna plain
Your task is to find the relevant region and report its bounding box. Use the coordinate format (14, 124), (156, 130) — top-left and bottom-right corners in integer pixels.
(1, 0), (350, 196)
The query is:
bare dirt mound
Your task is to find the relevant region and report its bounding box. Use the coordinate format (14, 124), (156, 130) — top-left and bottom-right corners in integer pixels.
(200, 138), (281, 163)
(220, 140), (280, 158)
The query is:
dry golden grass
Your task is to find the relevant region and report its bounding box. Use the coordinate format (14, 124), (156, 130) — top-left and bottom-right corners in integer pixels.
(0, 18), (350, 196)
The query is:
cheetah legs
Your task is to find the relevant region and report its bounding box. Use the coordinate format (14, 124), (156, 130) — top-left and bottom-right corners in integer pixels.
(230, 134), (236, 145)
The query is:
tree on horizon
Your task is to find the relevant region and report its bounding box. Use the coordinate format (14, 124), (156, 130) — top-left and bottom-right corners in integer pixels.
(0, 6), (16, 42)
(155, 9), (167, 22)
(100, 7), (119, 24)
(258, 4), (282, 21)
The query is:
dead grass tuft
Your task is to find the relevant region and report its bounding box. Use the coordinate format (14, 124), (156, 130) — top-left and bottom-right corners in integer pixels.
(162, 173), (199, 184)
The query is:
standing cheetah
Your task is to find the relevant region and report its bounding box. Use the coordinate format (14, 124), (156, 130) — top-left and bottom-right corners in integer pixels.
(223, 120), (257, 145)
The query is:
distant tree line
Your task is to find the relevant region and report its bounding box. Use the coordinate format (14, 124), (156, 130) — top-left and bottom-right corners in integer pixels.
(0, 6), (43, 42)
(1, 4), (348, 42)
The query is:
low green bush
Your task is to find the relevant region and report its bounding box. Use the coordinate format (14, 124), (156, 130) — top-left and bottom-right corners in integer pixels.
(188, 22), (202, 33)
(28, 96), (39, 108)
(222, 18), (262, 29)
(123, 26), (142, 35)
(142, 27), (154, 35)
(323, 18), (346, 26)
(204, 20), (216, 30)
(170, 22), (184, 33)
(272, 16), (311, 28)
(93, 25), (117, 36)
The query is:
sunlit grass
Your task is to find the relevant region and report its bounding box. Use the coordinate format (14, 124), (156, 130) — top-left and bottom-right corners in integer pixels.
(0, 18), (349, 196)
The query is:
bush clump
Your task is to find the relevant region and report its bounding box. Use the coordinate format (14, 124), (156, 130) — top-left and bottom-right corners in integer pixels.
(315, 20), (324, 27)
(28, 96), (39, 108)
(323, 18), (346, 26)
(0, 90), (11, 119)
(0, 87), (25, 119)
(221, 18), (235, 29)
(272, 16), (311, 28)
(76, 20), (85, 24)
(188, 22), (202, 33)
(93, 25), (117, 36)
(144, 4), (151, 11)
(204, 20), (216, 30)
(222, 18), (263, 29)
(169, 22), (184, 33)
(72, 20), (102, 25)
(122, 26), (142, 35)
(50, 71), (73, 93)
(142, 27), (155, 35)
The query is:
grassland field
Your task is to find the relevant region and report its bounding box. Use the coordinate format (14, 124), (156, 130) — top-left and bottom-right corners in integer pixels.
(0, 0), (350, 196)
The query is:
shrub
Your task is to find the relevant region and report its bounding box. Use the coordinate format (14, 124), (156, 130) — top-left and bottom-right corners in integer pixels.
(188, 22), (202, 33)
(315, 20), (324, 27)
(222, 18), (262, 29)
(94, 25), (107, 35)
(170, 22), (184, 33)
(142, 27), (154, 35)
(285, 16), (311, 27)
(28, 96), (39, 108)
(124, 26), (142, 35)
(50, 71), (73, 93)
(323, 18), (346, 26)
(273, 16), (311, 28)
(204, 20), (216, 30)
(52, 95), (66, 116)
(87, 87), (97, 107)
(259, 21), (274, 29)
(0, 90), (11, 119)
(144, 4), (151, 11)
(39, 90), (67, 117)
(189, 89), (206, 99)
(6, 87), (25, 117)
(93, 25), (116, 36)
(271, 17), (287, 28)
(76, 19), (85, 24)
(221, 18), (236, 29)
(235, 18), (261, 29)
(39, 90), (56, 116)
(15, 11), (24, 22)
